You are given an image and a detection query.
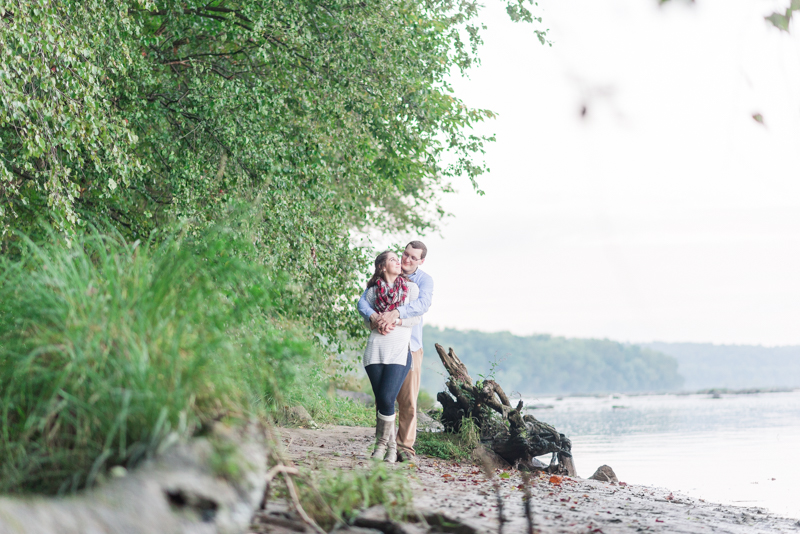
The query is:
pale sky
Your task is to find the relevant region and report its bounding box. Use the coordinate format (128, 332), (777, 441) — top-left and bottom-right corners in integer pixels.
(390, 0), (800, 346)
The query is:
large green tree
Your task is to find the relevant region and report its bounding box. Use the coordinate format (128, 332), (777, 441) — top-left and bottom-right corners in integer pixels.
(1, 0), (547, 339)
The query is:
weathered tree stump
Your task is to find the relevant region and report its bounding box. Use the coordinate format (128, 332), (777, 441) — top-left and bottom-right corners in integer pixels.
(434, 343), (577, 476)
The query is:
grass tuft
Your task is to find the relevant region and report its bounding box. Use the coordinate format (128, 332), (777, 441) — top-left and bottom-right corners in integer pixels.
(294, 463), (413, 531)
(415, 416), (480, 461)
(0, 222), (314, 494)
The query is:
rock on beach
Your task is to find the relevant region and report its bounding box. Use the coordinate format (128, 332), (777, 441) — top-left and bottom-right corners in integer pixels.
(589, 465), (619, 483)
(0, 422), (268, 534)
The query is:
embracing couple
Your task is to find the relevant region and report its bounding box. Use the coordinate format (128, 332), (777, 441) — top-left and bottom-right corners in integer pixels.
(357, 241), (433, 463)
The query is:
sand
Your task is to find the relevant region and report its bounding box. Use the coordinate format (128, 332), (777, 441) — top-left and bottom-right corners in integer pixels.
(277, 426), (800, 534)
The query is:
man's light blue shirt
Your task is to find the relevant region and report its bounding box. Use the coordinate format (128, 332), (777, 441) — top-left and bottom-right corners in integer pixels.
(357, 268), (433, 352)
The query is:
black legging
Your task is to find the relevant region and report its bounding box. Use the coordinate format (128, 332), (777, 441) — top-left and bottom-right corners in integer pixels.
(365, 350), (413, 417)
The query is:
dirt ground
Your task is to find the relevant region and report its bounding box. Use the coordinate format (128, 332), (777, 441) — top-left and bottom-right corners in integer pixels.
(275, 425), (800, 534)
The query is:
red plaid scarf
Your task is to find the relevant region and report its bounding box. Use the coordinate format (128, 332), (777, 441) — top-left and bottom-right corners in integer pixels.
(374, 277), (408, 312)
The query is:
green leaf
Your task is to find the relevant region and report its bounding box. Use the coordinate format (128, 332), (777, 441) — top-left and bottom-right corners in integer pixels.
(765, 12), (791, 31)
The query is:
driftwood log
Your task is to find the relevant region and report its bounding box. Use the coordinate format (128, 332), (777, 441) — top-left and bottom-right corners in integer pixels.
(434, 343), (577, 476)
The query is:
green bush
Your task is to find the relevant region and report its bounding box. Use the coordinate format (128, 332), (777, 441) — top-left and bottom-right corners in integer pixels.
(309, 397), (374, 428)
(0, 223), (314, 494)
(417, 389), (436, 411)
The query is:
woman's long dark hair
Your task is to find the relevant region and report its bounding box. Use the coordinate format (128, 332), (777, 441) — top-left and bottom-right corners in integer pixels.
(366, 250), (407, 289)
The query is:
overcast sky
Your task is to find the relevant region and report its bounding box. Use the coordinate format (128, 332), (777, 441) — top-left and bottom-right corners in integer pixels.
(389, 0), (800, 346)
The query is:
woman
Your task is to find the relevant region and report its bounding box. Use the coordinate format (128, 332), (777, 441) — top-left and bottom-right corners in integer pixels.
(362, 250), (421, 463)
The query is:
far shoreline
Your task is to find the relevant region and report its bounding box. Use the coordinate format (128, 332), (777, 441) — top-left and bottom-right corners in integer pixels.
(516, 387), (799, 400)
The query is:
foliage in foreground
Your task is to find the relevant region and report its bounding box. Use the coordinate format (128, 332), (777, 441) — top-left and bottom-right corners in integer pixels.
(0, 223), (314, 494)
(294, 463), (413, 532)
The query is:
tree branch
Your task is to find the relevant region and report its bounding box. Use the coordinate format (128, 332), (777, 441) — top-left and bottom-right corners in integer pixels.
(201, 5), (254, 24)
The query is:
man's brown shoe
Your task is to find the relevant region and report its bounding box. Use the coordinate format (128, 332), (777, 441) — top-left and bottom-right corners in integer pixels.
(398, 450), (417, 463)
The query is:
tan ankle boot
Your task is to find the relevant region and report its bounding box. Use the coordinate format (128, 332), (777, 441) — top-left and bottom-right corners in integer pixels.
(385, 423), (398, 463)
(371, 412), (395, 460)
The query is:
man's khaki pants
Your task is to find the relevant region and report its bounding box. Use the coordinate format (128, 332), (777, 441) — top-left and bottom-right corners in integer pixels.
(396, 348), (423, 454)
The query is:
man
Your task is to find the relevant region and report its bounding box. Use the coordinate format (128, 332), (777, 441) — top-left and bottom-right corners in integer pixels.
(357, 241), (433, 461)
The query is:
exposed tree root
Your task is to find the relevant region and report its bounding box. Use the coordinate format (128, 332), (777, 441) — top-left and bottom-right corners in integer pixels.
(434, 343), (576, 476)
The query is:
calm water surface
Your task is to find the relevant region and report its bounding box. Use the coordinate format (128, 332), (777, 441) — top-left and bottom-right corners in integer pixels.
(523, 390), (800, 519)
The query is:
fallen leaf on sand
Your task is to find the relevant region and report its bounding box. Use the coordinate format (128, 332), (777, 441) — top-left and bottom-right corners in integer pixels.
(549, 475), (563, 485)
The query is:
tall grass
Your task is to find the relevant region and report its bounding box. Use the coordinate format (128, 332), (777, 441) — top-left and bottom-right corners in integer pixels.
(415, 417), (480, 462)
(278, 360), (374, 427)
(0, 223), (313, 494)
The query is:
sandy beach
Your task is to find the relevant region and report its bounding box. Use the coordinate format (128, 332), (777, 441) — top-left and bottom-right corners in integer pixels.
(276, 426), (800, 534)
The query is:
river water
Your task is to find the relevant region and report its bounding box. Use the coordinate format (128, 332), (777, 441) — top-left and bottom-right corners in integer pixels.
(522, 389), (800, 519)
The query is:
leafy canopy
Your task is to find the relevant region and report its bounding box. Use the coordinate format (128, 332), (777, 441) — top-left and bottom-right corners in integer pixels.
(1, 0), (547, 339)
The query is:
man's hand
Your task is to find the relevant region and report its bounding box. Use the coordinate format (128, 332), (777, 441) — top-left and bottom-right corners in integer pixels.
(380, 309), (400, 327)
(369, 312), (381, 330)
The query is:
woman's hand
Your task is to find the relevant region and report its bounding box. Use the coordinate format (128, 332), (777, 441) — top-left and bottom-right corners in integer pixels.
(378, 323), (394, 335)
(369, 310), (403, 335)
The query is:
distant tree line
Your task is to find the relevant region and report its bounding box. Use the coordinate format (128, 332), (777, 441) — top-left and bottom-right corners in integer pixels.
(422, 327), (684, 395)
(645, 342), (800, 390)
